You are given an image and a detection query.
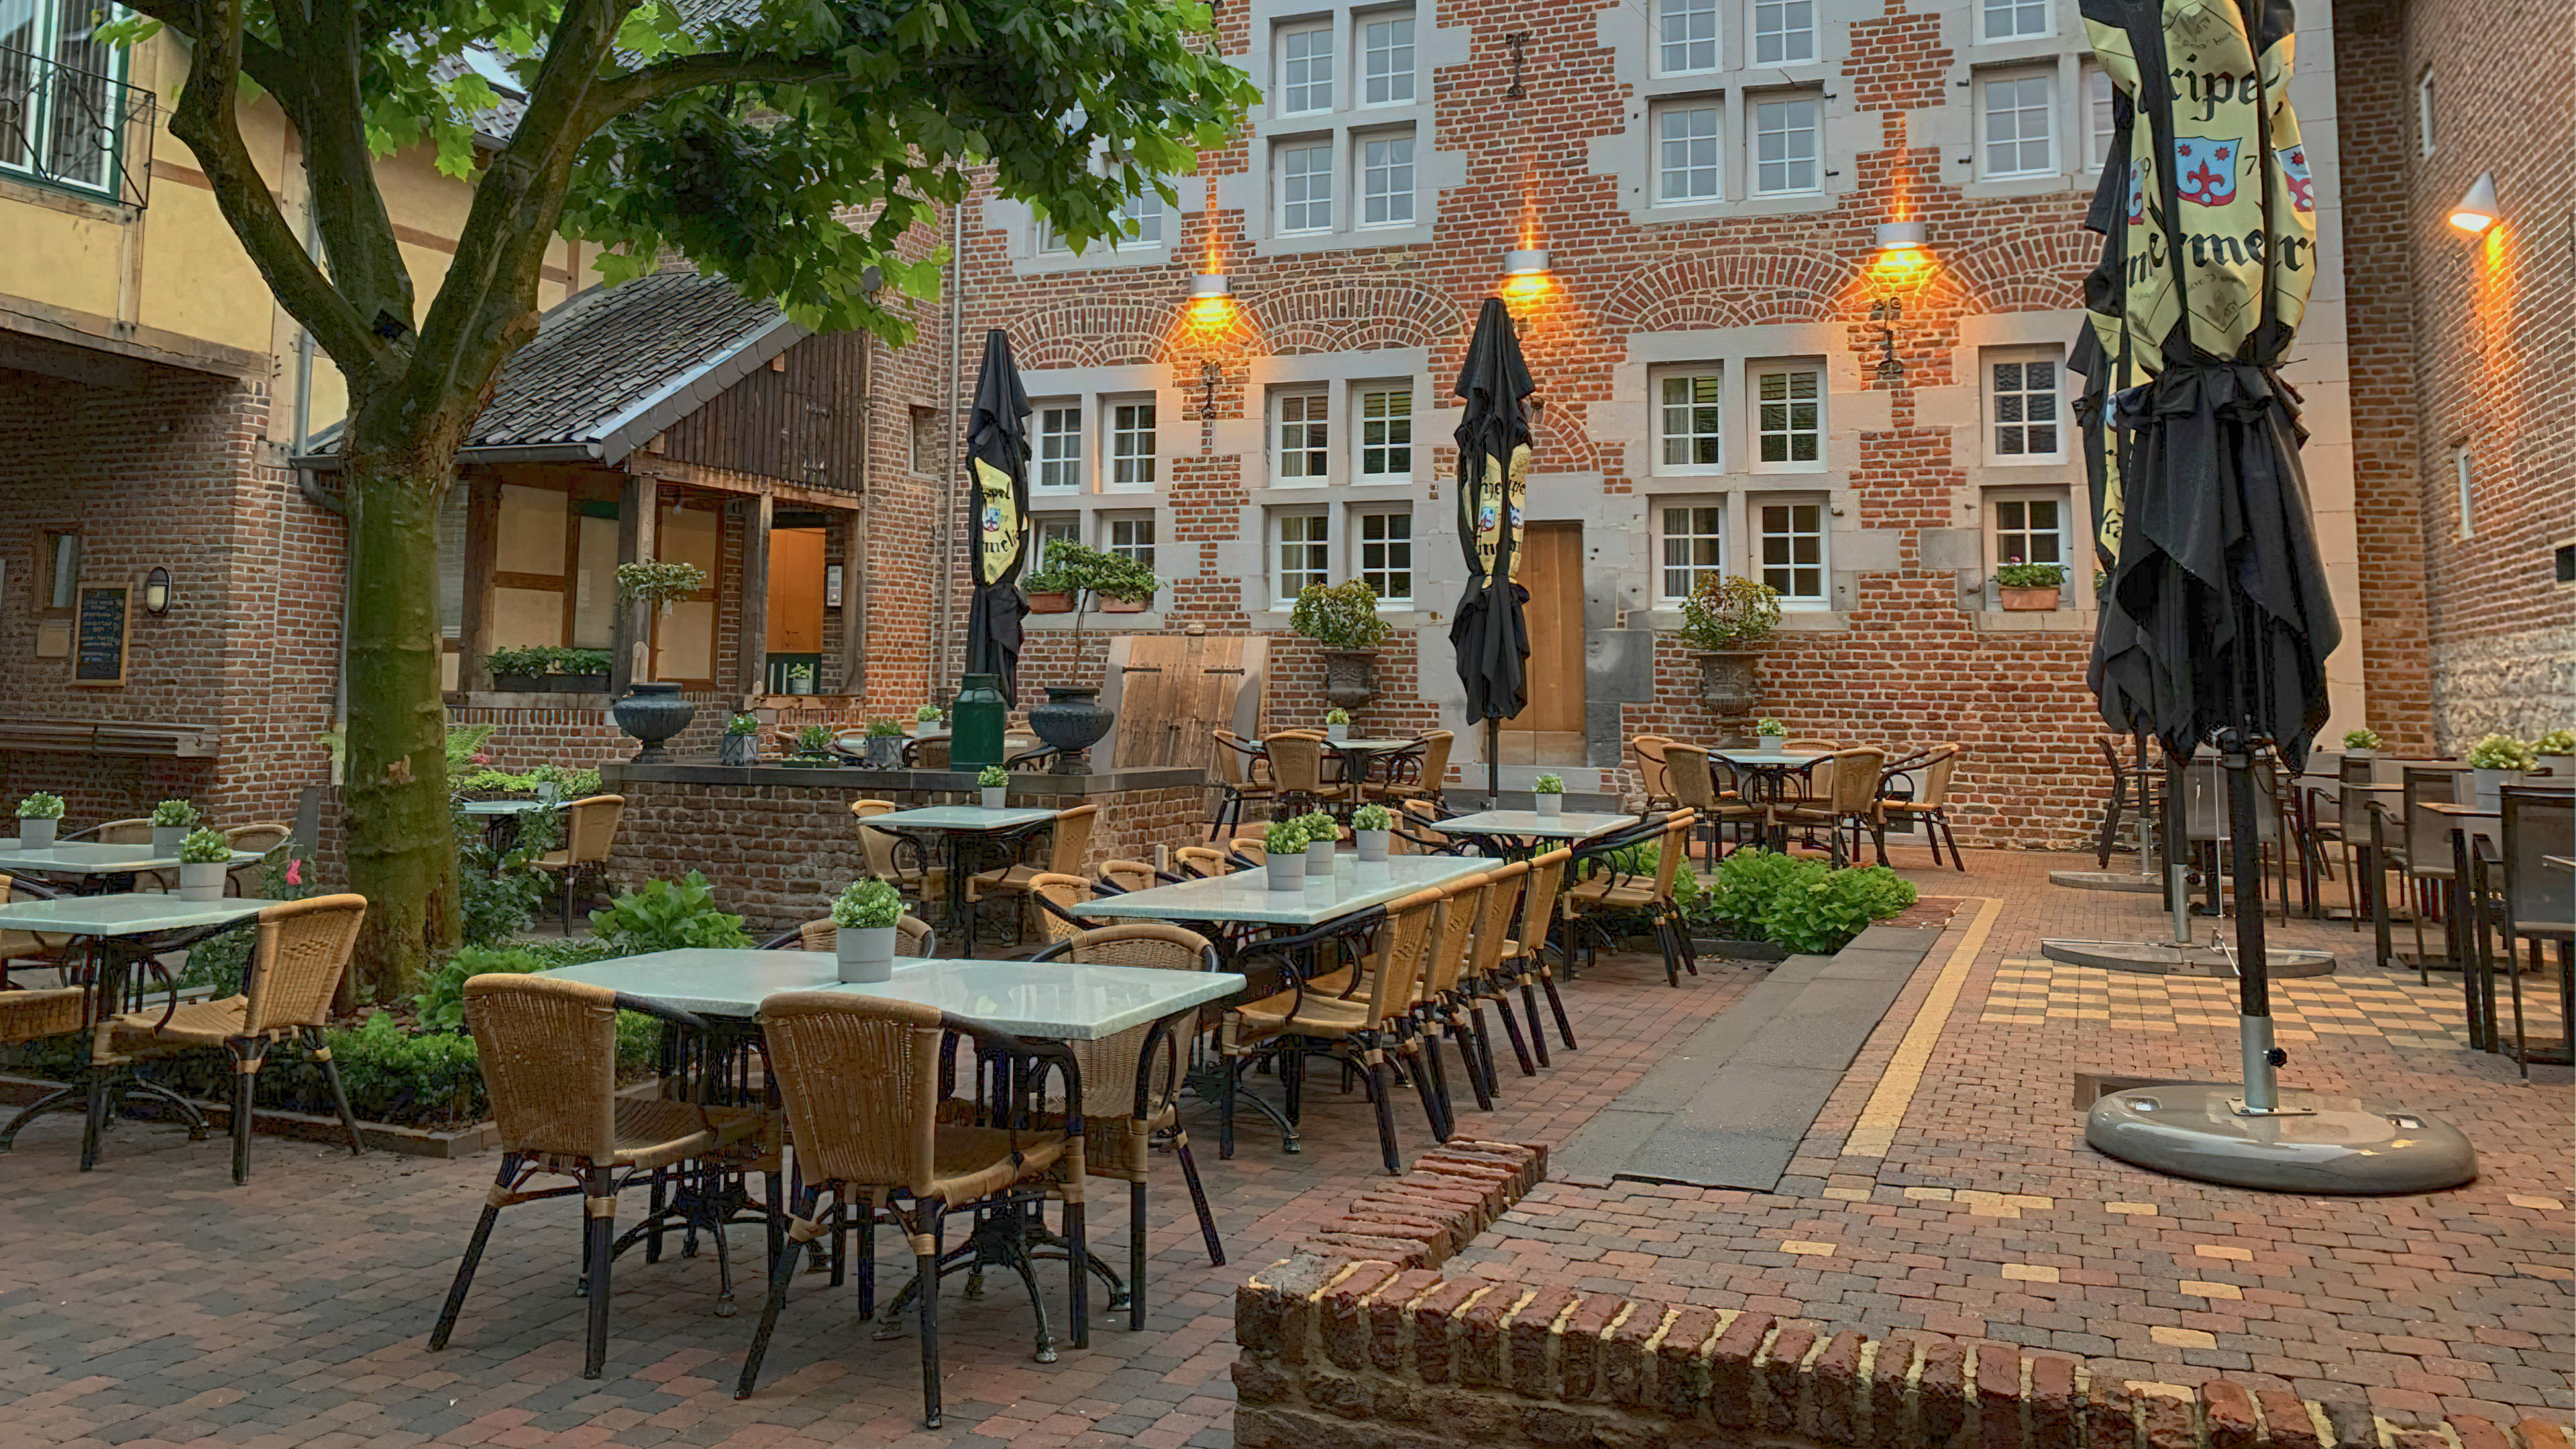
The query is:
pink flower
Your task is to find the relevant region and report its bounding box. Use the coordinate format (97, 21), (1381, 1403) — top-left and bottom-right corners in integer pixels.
(470, 753), (491, 765)
(285, 859), (303, 886)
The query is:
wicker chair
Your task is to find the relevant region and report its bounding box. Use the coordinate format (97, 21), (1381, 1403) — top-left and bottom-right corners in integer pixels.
(1564, 811), (1700, 986)
(1031, 923), (1228, 1326)
(1263, 734), (1350, 817)
(60, 817), (152, 844)
(1095, 859), (1165, 894)
(1767, 748), (1888, 867)
(1223, 885), (1448, 1174)
(1456, 859), (1538, 1085)
(852, 798), (949, 907)
(1381, 731), (1455, 806)
(0, 871), (70, 981)
(1502, 847), (1578, 1053)
(222, 822), (292, 895)
(1173, 845), (1235, 879)
(1227, 836), (1271, 865)
(1630, 736), (1678, 812)
(101, 894), (370, 1184)
(1413, 873), (1497, 1118)
(431, 975), (765, 1379)
(761, 915), (938, 957)
(735, 993), (1087, 1427)
(1783, 737), (1840, 755)
(966, 804), (1102, 941)
(1208, 730), (1276, 841)
(531, 795), (625, 932)
(1878, 744), (1965, 871)
(1666, 743), (1762, 867)
(1024, 872), (1097, 943)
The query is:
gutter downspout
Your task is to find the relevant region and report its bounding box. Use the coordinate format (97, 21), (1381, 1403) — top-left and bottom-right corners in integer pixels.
(937, 197), (963, 694)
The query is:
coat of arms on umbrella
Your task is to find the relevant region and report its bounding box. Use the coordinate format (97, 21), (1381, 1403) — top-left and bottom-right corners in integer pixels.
(2172, 136), (2241, 205)
(2276, 146), (2312, 212)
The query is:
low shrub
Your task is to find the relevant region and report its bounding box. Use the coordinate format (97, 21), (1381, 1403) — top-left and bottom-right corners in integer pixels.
(590, 872), (752, 955)
(1691, 847), (1918, 955)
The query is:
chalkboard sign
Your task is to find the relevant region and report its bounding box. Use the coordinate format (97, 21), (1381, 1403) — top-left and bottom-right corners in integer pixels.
(72, 584), (129, 686)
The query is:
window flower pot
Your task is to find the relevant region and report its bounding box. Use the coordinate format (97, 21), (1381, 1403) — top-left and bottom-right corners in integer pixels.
(492, 672), (545, 692)
(1265, 851), (1307, 892)
(1355, 828), (1390, 862)
(548, 672), (610, 694)
(836, 924), (897, 983)
(1101, 594), (1151, 614)
(2000, 585), (2062, 611)
(17, 818), (56, 851)
(1027, 591), (1076, 614)
(178, 861), (226, 902)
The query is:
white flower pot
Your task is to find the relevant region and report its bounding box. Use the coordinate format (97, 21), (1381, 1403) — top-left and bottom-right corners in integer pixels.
(178, 861), (226, 901)
(1757, 733), (1786, 750)
(1305, 837), (1336, 873)
(153, 824), (186, 857)
(1326, 723), (1349, 743)
(2471, 767), (2512, 806)
(1534, 794), (1562, 818)
(837, 924), (898, 982)
(1355, 828), (1391, 862)
(981, 786), (1007, 809)
(1266, 851), (1307, 892)
(17, 818), (56, 851)
(537, 782), (562, 805)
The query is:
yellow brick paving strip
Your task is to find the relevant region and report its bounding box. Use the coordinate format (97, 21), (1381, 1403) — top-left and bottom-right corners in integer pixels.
(1978, 957), (2562, 1049)
(1840, 894), (2002, 1159)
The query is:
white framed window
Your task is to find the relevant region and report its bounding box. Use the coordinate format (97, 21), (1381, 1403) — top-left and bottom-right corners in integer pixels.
(1986, 350), (2063, 462)
(1104, 513), (1157, 570)
(1361, 10), (1415, 105)
(1655, 101), (1723, 204)
(1657, 503), (1728, 601)
(1275, 511), (1332, 600)
(1659, 0), (1720, 74)
(1355, 506), (1413, 603)
(1980, 72), (2055, 178)
(1034, 403), (1083, 491)
(1278, 21), (1335, 114)
(1752, 364), (1822, 469)
(2085, 66), (2116, 170)
(1988, 490), (2068, 574)
(1356, 385), (1414, 482)
(1277, 139), (1335, 233)
(1980, 0), (2049, 41)
(1118, 186), (1167, 246)
(1756, 497), (1828, 604)
(1276, 390), (1331, 480)
(2453, 445), (2473, 538)
(1751, 95), (1821, 196)
(1750, 0), (1813, 64)
(1036, 216), (1075, 254)
(2417, 70), (2436, 156)
(1654, 368), (1725, 475)
(1031, 515), (1081, 574)
(1108, 400), (1157, 490)
(1358, 130), (1415, 226)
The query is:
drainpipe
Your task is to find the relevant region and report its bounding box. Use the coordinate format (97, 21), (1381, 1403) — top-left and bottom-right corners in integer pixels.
(936, 197), (964, 694)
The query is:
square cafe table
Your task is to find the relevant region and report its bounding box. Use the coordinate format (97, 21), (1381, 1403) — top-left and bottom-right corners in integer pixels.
(1252, 736), (1421, 803)
(0, 843), (265, 895)
(1076, 853), (1487, 929)
(1423, 810), (1636, 856)
(1713, 749), (1828, 850)
(859, 806), (1061, 949)
(0, 892), (269, 1169)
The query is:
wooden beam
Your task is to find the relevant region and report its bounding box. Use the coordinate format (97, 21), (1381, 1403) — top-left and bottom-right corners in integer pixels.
(736, 492), (773, 699)
(626, 455), (860, 509)
(458, 473), (500, 691)
(838, 506), (866, 698)
(610, 474), (659, 696)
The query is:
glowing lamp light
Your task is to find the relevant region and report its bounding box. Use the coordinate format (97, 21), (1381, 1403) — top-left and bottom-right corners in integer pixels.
(143, 566), (171, 616)
(2448, 171), (2499, 233)
(1191, 272), (1230, 299)
(1502, 248), (1550, 276)
(1874, 221), (1927, 254)
(1187, 272), (1234, 326)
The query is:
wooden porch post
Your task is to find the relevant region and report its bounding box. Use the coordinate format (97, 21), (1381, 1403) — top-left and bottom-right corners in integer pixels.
(736, 492), (773, 700)
(838, 505), (866, 697)
(609, 474), (659, 696)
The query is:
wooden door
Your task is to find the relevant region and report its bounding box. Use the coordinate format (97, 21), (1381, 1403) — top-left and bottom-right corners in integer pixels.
(1501, 523), (1586, 759)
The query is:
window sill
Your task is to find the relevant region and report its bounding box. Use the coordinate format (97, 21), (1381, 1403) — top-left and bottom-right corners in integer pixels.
(1024, 610), (1164, 633)
(1020, 246), (1174, 276)
(447, 690), (614, 710)
(1972, 608), (2095, 633)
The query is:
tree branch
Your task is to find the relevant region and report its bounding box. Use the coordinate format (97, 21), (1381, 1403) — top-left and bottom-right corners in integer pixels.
(290, 0), (418, 341)
(593, 48), (851, 117)
(154, 0), (390, 383)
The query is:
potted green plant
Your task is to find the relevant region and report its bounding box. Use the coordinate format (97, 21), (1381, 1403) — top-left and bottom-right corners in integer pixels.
(2467, 733), (2537, 804)
(1351, 803), (1395, 862)
(1677, 574), (1782, 717)
(912, 704), (945, 738)
(1023, 541), (1164, 772)
(15, 792), (64, 851)
(2341, 727), (2381, 760)
(1324, 707), (1351, 743)
(177, 826), (232, 900)
(829, 878), (906, 983)
(1533, 773), (1566, 819)
(720, 712), (762, 767)
(150, 798), (201, 857)
(782, 723), (837, 768)
(2533, 729), (2573, 764)
(1290, 578), (1393, 708)
(1264, 816), (1311, 890)
(1996, 559), (2066, 610)
(862, 717), (906, 769)
(485, 645), (551, 692)
(611, 560), (709, 760)
(1023, 566), (1079, 614)
(978, 763), (1011, 810)
(1299, 810), (1338, 873)
(1755, 718), (1788, 747)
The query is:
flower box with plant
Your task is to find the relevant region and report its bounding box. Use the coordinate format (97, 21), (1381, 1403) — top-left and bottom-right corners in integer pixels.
(1022, 566), (1080, 614)
(829, 878), (906, 982)
(1264, 817), (1313, 890)
(1298, 810), (1340, 872)
(1676, 574), (1782, 716)
(978, 763), (1011, 808)
(913, 704), (945, 736)
(1995, 559), (2066, 610)
(1351, 803), (1395, 862)
(150, 798), (201, 856)
(720, 712), (762, 766)
(2534, 729), (2575, 759)
(2467, 733), (2538, 801)
(483, 645), (612, 692)
(1291, 578), (1393, 707)
(2341, 728), (2381, 755)
(1533, 773), (1566, 818)
(15, 792), (64, 851)
(1324, 706), (1351, 743)
(177, 826), (234, 900)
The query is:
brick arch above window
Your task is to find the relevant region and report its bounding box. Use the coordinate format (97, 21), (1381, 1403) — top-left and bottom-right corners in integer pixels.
(1943, 226), (2099, 313)
(1009, 301), (1198, 370)
(1244, 278), (1462, 356)
(1599, 249), (1853, 331)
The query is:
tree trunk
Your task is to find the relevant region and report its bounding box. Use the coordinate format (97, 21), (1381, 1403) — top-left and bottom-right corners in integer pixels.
(340, 444), (464, 1002)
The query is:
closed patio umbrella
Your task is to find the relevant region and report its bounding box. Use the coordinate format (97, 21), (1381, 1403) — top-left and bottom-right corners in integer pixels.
(1447, 298), (1536, 806)
(963, 330), (1033, 700)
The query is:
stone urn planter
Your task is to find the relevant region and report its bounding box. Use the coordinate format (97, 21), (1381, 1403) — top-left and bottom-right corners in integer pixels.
(1028, 686), (1114, 773)
(1691, 650), (1760, 716)
(612, 681), (698, 763)
(1321, 648), (1379, 708)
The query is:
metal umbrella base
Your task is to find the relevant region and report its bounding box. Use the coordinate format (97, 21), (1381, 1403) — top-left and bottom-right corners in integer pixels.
(2086, 1080), (2477, 1195)
(2041, 938), (2335, 977)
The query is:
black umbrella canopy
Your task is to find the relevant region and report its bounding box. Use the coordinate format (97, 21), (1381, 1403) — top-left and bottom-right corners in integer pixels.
(1448, 298), (1536, 729)
(963, 330), (1033, 700)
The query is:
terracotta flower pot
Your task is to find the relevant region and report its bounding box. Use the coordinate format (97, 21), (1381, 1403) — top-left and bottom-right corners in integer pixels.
(2000, 585), (2062, 611)
(1027, 591), (1076, 614)
(1101, 594), (1151, 614)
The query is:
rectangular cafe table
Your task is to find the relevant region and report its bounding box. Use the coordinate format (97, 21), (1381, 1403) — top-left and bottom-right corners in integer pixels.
(1422, 810), (1636, 855)
(860, 806), (1061, 950)
(1074, 853), (1487, 929)
(0, 843), (264, 896)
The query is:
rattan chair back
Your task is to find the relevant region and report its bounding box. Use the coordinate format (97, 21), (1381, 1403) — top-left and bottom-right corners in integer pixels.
(851, 798), (906, 879)
(1664, 744), (1722, 812)
(242, 895), (366, 1035)
(1364, 887), (1448, 1022)
(1098, 859), (1160, 894)
(91, 818), (153, 845)
(790, 914), (936, 955)
(1414, 731), (1454, 785)
(1784, 738), (1839, 755)
(1468, 860), (1529, 980)
(225, 822), (294, 857)
(1028, 872), (1094, 941)
(1228, 837), (1270, 863)
(1173, 846), (1232, 878)
(1520, 848), (1570, 945)
(1631, 736), (1674, 798)
(1046, 806), (1100, 873)
(1211, 731), (1260, 787)
(1050, 922), (1217, 1118)
(464, 974), (621, 1165)
(1818, 749), (1885, 814)
(559, 796), (625, 864)
(757, 992), (948, 1197)
(1651, 812), (1695, 896)
(1265, 735), (1328, 795)
(1913, 746), (1960, 807)
(1421, 875), (1491, 998)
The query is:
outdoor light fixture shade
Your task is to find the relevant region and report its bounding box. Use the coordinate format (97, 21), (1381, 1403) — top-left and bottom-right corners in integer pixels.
(1191, 273), (1231, 298)
(1501, 248), (1551, 276)
(2448, 171), (2499, 233)
(143, 566), (170, 615)
(1874, 221), (1927, 252)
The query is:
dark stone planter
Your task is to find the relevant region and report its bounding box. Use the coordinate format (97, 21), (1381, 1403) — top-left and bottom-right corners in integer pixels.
(718, 733), (759, 766)
(1321, 648), (1379, 708)
(611, 682), (697, 762)
(1028, 686), (1114, 773)
(1691, 649), (1760, 717)
(494, 672), (610, 694)
(863, 735), (906, 769)
(492, 672), (543, 692)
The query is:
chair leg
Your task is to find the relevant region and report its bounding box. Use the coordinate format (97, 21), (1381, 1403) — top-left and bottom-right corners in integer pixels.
(1128, 1179), (1150, 1332)
(431, 1154), (519, 1350)
(1175, 1136), (1224, 1267)
(1363, 1049), (1403, 1175)
(1941, 814), (1964, 872)
(916, 1208), (945, 1428)
(1515, 976), (1553, 1067)
(309, 1028), (366, 1157)
(1064, 1181), (1089, 1351)
(1488, 989), (1537, 1077)
(1448, 1011), (1495, 1110)
(582, 1165), (616, 1379)
(733, 1184), (813, 1399)
(1409, 1033), (1455, 1138)
(230, 1044), (264, 1186)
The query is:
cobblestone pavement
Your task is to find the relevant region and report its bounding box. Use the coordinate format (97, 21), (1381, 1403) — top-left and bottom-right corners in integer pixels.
(1447, 850), (2575, 1426)
(2, 853), (2565, 1447)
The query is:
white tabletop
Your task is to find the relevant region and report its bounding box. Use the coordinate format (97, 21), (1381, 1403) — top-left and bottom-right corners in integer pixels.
(0, 843), (264, 875)
(865, 806), (1059, 833)
(1077, 853), (1488, 928)
(0, 893), (267, 937)
(1254, 737), (1417, 753)
(1713, 750), (1823, 768)
(528, 949), (1241, 1038)
(1426, 810), (1638, 842)
(458, 799), (553, 816)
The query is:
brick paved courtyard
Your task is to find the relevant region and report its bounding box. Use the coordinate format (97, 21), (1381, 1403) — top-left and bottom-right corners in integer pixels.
(1, 852), (2567, 1447)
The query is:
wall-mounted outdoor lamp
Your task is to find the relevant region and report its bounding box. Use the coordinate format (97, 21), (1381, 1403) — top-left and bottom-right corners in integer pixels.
(1502, 248), (1550, 276)
(143, 566), (172, 615)
(1191, 273), (1230, 300)
(2448, 172), (2498, 234)
(1874, 220), (1927, 254)
(1868, 297), (1906, 381)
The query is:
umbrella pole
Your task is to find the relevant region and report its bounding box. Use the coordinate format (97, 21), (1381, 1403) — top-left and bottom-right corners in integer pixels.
(2164, 755), (2192, 947)
(2223, 736), (2280, 1113)
(1487, 716), (1501, 810)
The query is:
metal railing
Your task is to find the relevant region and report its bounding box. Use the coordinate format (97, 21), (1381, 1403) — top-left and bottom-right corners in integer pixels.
(0, 44), (156, 209)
